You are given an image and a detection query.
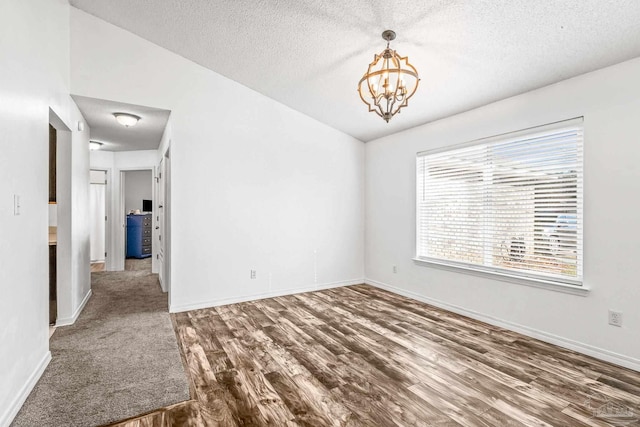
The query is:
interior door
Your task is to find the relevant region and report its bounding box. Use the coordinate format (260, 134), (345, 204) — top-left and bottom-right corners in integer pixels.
(89, 170), (107, 262)
(156, 158), (165, 288)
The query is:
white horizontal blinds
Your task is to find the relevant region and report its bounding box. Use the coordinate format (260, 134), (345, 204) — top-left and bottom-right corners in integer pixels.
(417, 120), (583, 284)
(417, 144), (487, 265)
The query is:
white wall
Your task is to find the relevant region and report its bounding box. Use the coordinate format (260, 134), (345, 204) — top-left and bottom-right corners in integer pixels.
(124, 170), (152, 213)
(69, 104), (91, 322)
(55, 102), (92, 327)
(89, 150), (114, 170)
(0, 0), (90, 425)
(72, 9), (365, 311)
(366, 57), (640, 370)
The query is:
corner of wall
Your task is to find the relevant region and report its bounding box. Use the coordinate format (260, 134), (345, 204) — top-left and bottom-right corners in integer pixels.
(0, 351), (51, 427)
(365, 278), (640, 372)
(55, 289), (92, 327)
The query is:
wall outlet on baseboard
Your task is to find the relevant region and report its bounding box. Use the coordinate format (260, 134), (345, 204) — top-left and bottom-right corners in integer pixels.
(609, 310), (622, 327)
(250, 270), (256, 279)
(392, 265), (397, 274)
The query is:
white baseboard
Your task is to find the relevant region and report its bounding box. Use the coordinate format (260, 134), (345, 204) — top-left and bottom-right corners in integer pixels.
(158, 274), (166, 293)
(170, 278), (364, 313)
(56, 289), (92, 327)
(0, 351), (51, 427)
(365, 278), (640, 372)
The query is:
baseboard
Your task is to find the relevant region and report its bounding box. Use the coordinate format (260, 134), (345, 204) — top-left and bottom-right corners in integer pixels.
(0, 351), (51, 427)
(56, 289), (92, 327)
(170, 278), (364, 313)
(158, 274), (166, 293)
(365, 278), (640, 372)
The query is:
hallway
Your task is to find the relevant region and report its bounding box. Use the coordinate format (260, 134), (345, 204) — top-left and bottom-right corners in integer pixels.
(12, 265), (189, 427)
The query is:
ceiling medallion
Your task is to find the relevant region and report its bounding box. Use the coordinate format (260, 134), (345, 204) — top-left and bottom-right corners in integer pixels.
(358, 30), (420, 123)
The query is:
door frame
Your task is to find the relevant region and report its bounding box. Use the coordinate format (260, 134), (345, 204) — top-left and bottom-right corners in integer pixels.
(156, 157), (165, 289)
(118, 167), (156, 271)
(90, 168), (112, 268)
(48, 108), (71, 325)
(163, 147), (172, 304)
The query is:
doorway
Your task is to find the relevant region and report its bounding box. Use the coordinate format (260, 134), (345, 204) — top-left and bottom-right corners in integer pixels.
(48, 124), (57, 328)
(48, 108), (72, 332)
(122, 169), (154, 272)
(156, 150), (170, 294)
(89, 170), (107, 272)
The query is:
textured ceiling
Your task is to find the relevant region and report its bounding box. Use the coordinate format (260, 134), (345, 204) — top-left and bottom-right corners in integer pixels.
(72, 95), (170, 151)
(69, 0), (640, 142)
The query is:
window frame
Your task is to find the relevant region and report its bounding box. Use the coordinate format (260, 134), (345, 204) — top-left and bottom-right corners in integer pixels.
(414, 118), (586, 293)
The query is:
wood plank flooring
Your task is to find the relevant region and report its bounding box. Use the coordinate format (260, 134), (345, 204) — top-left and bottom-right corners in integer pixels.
(106, 285), (640, 427)
(91, 258), (151, 273)
(91, 262), (105, 272)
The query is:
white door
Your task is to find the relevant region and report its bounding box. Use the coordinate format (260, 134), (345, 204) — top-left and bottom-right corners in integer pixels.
(90, 170), (107, 262)
(164, 151), (171, 298)
(156, 158), (165, 287)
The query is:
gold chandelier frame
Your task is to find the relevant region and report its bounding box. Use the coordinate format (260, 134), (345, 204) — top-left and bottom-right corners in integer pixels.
(358, 30), (420, 123)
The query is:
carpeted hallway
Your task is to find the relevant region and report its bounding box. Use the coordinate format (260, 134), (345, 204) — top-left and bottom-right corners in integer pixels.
(12, 261), (190, 427)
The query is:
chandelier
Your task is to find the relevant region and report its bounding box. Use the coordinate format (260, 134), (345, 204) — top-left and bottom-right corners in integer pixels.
(358, 30), (419, 123)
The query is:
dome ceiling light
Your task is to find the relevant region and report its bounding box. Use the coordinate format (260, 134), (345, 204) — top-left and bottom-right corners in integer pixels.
(89, 141), (103, 151)
(358, 30), (420, 123)
(113, 112), (141, 128)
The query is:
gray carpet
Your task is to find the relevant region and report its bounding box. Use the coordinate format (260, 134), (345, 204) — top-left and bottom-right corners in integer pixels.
(12, 264), (190, 427)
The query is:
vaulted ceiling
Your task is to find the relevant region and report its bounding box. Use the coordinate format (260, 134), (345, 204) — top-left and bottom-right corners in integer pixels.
(69, 0), (640, 142)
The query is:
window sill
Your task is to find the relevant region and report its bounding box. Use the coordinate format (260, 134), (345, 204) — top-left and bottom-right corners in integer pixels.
(412, 257), (590, 296)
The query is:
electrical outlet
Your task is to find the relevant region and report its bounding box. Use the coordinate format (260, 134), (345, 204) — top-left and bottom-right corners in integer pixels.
(608, 310), (622, 327)
(13, 194), (20, 216)
(250, 270), (256, 279)
(392, 265), (397, 274)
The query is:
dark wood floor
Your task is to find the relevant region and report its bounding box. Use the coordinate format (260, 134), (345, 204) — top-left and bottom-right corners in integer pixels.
(107, 284), (640, 427)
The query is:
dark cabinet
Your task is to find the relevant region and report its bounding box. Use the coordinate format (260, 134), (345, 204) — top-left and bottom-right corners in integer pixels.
(126, 214), (152, 258)
(49, 244), (57, 325)
(49, 124), (56, 203)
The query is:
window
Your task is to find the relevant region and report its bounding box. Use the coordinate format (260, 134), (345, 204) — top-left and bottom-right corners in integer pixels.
(416, 119), (583, 286)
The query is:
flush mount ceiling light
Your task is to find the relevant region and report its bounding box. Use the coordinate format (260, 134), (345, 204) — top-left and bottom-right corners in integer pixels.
(113, 112), (140, 127)
(358, 30), (420, 123)
(89, 141), (103, 151)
